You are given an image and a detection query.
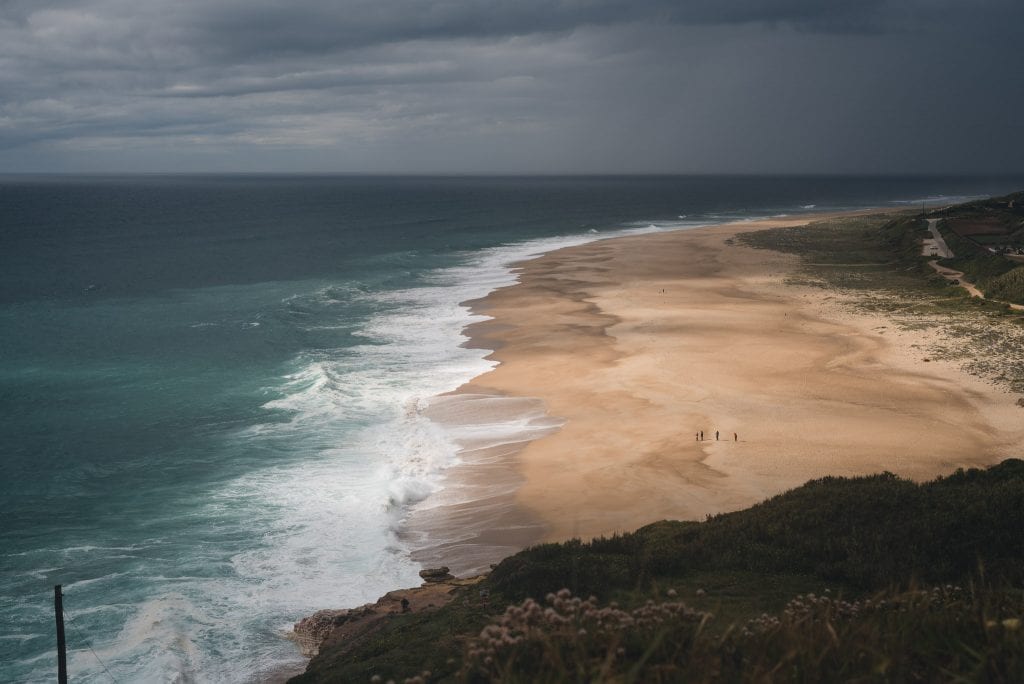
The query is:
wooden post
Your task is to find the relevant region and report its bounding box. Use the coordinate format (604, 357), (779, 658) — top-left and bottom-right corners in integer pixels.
(55, 584), (68, 684)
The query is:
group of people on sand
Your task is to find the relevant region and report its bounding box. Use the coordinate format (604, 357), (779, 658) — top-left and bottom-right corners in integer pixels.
(696, 430), (737, 442)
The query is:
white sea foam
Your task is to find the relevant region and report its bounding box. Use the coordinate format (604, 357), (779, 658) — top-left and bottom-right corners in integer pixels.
(65, 220), (715, 683)
(62, 572), (130, 591)
(888, 194), (982, 207)
(73, 593), (205, 683)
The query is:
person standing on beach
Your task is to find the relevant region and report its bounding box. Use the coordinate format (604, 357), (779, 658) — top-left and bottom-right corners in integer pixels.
(715, 431), (719, 441)
(700, 430), (704, 441)
(734, 432), (737, 442)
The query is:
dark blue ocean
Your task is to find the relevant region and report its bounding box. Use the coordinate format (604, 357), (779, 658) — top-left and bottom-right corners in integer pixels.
(2, 175), (1022, 682)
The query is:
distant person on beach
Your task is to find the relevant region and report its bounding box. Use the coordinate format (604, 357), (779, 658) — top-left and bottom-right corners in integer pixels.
(734, 433), (737, 442)
(715, 431), (719, 441)
(700, 430), (704, 441)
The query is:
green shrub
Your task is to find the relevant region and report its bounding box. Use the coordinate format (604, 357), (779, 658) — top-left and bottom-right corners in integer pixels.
(490, 460), (1024, 600)
(461, 585), (1024, 683)
(986, 265), (1024, 304)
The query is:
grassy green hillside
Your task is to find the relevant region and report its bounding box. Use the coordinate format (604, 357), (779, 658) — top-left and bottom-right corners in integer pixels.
(490, 460), (1024, 599)
(292, 460), (1024, 683)
(929, 191), (1024, 305)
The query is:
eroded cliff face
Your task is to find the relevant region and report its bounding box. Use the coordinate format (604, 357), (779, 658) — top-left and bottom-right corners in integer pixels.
(291, 573), (486, 659)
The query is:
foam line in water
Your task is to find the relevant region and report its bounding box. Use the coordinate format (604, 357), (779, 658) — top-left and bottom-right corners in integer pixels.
(34, 220), (719, 683)
(888, 194), (982, 206)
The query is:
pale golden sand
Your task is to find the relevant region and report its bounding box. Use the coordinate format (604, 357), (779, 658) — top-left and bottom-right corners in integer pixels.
(444, 212), (1024, 546)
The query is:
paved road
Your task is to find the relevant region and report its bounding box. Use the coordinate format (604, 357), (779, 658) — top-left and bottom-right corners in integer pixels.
(922, 218), (954, 258)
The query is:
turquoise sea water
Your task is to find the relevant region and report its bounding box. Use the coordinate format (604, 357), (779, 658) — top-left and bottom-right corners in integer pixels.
(2, 175), (1022, 682)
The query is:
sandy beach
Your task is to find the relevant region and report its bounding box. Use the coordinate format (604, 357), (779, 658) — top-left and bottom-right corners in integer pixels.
(412, 211), (1024, 571)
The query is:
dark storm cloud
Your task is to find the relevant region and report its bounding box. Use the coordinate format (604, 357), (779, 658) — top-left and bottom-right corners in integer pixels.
(0, 0), (1022, 172)
(171, 1), (1024, 54)
(114, 1), (1024, 58)
(10, 1), (1014, 64)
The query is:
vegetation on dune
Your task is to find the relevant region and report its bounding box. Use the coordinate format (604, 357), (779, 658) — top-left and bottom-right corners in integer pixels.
(940, 226), (1020, 293)
(292, 460), (1024, 684)
(741, 212), (952, 301)
(742, 199), (1024, 308)
(929, 191), (1024, 305)
(488, 459), (1024, 600)
(987, 266), (1024, 304)
(878, 214), (935, 266)
(464, 585), (1024, 683)
(740, 209), (1024, 392)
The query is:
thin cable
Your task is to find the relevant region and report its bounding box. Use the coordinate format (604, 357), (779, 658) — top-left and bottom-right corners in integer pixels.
(62, 609), (120, 684)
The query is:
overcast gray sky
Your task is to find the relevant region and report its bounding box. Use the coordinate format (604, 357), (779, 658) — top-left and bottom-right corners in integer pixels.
(1, 0), (1021, 174)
